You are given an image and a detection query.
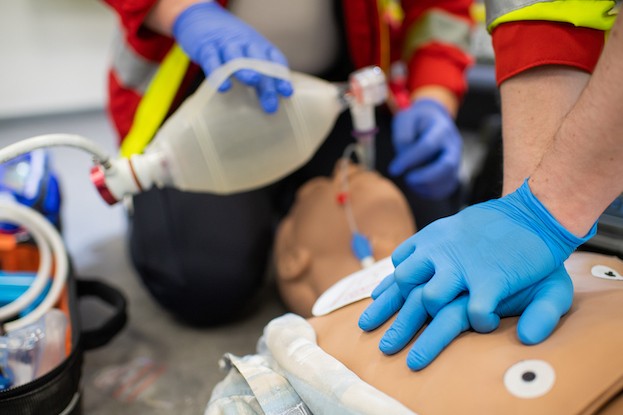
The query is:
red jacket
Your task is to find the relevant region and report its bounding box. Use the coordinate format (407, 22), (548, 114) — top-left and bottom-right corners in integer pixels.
(492, 22), (604, 85)
(103, 0), (473, 142)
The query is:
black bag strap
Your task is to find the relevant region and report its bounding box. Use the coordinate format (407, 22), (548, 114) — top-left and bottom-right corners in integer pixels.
(76, 279), (127, 351)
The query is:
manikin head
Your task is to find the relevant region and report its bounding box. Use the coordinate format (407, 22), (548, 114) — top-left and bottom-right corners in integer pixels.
(274, 159), (416, 317)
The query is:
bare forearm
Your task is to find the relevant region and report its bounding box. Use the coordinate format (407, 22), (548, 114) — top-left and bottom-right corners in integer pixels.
(144, 0), (209, 35)
(500, 67), (589, 195)
(530, 15), (623, 236)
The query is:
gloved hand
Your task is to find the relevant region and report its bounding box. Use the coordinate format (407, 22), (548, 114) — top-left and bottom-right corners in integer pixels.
(173, 1), (293, 113)
(358, 266), (573, 370)
(378, 180), (595, 334)
(389, 99), (462, 200)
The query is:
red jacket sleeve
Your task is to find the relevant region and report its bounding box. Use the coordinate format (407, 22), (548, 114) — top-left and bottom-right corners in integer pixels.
(102, 0), (174, 60)
(401, 0), (474, 101)
(492, 21), (604, 86)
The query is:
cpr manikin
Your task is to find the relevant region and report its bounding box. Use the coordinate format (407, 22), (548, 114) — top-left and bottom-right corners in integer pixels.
(274, 159), (416, 317)
(207, 159), (623, 414)
(307, 252), (623, 414)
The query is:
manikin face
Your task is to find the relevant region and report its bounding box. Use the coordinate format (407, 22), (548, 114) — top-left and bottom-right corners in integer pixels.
(274, 160), (416, 316)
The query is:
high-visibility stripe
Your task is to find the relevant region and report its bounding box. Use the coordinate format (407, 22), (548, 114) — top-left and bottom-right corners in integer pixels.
(486, 0), (618, 32)
(376, 0), (391, 72)
(402, 10), (471, 61)
(470, 3), (486, 24)
(111, 33), (159, 94)
(380, 0), (404, 24)
(120, 45), (191, 158)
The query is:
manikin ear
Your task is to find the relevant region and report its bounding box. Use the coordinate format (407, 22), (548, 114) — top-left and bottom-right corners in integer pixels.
(274, 218), (312, 281)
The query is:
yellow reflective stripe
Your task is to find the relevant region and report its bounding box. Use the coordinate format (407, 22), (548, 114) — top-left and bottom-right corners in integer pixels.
(402, 10), (471, 61)
(377, 0), (391, 73)
(380, 0), (404, 24)
(488, 1), (618, 32)
(120, 45), (191, 158)
(470, 3), (486, 24)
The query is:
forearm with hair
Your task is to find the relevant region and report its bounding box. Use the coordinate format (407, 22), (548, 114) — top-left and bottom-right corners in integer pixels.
(529, 15), (623, 237)
(500, 66), (589, 195)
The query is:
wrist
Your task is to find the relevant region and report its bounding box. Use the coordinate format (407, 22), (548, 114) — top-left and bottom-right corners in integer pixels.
(528, 172), (601, 239)
(410, 86), (459, 118)
(145, 0), (214, 35)
(517, 179), (597, 251)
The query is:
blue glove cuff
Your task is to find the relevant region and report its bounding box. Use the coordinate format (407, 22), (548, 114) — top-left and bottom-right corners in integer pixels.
(513, 179), (597, 261)
(173, 1), (220, 46)
(411, 98), (451, 118)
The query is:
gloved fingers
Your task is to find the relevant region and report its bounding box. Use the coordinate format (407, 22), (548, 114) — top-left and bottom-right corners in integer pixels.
(358, 283), (405, 331)
(242, 43), (283, 113)
(267, 47), (293, 97)
(371, 273), (395, 299)
(389, 125), (448, 177)
(391, 236), (416, 267)
(421, 268), (465, 316)
(222, 42), (261, 86)
(391, 107), (418, 151)
(393, 251), (435, 297)
(516, 267), (573, 345)
(403, 155), (460, 200)
(467, 261), (563, 334)
(197, 44), (232, 92)
(379, 287), (428, 355)
(253, 73), (279, 113)
(466, 284), (503, 333)
(406, 295), (470, 371)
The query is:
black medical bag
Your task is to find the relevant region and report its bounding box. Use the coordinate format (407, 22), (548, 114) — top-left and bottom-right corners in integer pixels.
(0, 267), (127, 415)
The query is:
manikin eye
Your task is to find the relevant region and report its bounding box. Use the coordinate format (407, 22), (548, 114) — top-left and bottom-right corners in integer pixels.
(504, 360), (556, 399)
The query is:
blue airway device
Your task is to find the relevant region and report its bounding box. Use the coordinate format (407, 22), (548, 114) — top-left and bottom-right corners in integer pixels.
(337, 151), (376, 268)
(351, 232), (372, 260)
(351, 232), (374, 268)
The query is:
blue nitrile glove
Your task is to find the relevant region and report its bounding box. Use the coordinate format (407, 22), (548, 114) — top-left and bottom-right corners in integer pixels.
(173, 1), (293, 113)
(389, 99), (462, 200)
(382, 179), (595, 334)
(358, 266), (573, 370)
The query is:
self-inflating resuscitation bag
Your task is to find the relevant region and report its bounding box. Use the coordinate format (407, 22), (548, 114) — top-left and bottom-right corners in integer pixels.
(95, 59), (348, 203)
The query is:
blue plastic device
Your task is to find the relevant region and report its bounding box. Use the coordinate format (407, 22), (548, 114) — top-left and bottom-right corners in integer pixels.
(0, 149), (61, 232)
(0, 272), (51, 317)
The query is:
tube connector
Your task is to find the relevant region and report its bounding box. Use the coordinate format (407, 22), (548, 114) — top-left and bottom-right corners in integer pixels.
(90, 152), (169, 205)
(346, 66), (387, 170)
(348, 66), (387, 108)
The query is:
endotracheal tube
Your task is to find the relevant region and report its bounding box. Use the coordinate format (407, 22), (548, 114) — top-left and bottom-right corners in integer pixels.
(337, 144), (375, 268)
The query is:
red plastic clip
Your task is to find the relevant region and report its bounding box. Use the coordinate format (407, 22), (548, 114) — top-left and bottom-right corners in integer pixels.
(337, 192), (349, 205)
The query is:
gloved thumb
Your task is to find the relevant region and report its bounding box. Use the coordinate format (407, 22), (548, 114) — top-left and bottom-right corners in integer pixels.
(517, 267), (573, 344)
(467, 292), (501, 333)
